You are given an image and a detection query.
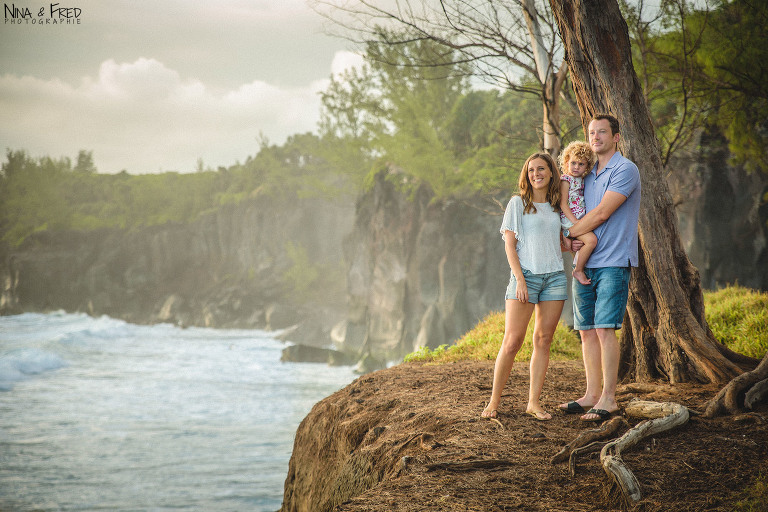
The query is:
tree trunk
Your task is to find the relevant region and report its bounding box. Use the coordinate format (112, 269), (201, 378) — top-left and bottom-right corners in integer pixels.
(522, 0), (564, 156)
(543, 80), (562, 157)
(547, 0), (757, 385)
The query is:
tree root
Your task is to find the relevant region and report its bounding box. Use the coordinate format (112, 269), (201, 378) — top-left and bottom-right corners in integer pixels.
(704, 352), (768, 418)
(601, 400), (689, 503)
(551, 416), (626, 464)
(745, 379), (768, 410)
(569, 440), (608, 477)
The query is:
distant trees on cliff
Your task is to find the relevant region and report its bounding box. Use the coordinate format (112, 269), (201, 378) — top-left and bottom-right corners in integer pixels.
(2, 0), (765, 248)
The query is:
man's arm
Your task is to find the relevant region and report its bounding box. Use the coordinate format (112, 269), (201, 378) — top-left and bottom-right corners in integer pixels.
(568, 190), (628, 238)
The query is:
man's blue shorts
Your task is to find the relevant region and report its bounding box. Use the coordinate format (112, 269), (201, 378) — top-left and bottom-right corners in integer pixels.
(506, 269), (568, 304)
(572, 267), (631, 330)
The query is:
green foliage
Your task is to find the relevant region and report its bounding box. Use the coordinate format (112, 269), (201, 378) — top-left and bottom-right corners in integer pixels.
(0, 131), (363, 245)
(451, 90), (542, 197)
(624, 0), (768, 173)
(687, 0), (768, 173)
(704, 285), (768, 359)
(406, 286), (767, 364)
(318, 40), (543, 200)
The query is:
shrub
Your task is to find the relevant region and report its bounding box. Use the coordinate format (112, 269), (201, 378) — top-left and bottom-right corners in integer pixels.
(405, 285), (767, 363)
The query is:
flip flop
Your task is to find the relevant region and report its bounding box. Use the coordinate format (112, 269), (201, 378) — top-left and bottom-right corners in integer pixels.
(581, 408), (614, 422)
(560, 400), (593, 414)
(526, 410), (552, 421)
(481, 407), (498, 419)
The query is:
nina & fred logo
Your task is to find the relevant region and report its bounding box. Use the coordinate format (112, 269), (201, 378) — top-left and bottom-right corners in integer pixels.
(4, 3), (82, 24)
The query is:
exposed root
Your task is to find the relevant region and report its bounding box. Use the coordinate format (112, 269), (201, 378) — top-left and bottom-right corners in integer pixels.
(704, 352), (768, 418)
(551, 416), (626, 464)
(569, 440), (608, 477)
(600, 400), (690, 502)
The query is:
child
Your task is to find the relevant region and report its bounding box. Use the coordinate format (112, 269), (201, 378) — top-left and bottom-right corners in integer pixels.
(559, 141), (598, 286)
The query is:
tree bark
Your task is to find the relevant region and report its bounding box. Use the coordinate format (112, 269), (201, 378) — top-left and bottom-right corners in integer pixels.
(547, 0), (757, 385)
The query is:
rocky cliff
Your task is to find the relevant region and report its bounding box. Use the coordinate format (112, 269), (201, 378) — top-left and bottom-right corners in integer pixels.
(670, 129), (768, 290)
(0, 195), (355, 344)
(330, 170), (508, 362)
(0, 168), (510, 364)
(2, 134), (766, 363)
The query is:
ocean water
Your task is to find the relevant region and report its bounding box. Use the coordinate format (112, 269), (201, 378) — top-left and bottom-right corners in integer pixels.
(0, 312), (357, 511)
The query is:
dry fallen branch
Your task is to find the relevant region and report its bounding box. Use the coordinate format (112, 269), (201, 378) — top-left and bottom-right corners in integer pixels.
(489, 417), (504, 429)
(425, 459), (515, 472)
(551, 416), (626, 464)
(601, 400), (690, 503)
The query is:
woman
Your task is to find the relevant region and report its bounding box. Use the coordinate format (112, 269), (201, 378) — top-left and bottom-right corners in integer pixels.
(481, 153), (569, 421)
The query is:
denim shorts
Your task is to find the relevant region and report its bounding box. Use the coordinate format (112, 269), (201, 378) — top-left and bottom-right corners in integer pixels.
(505, 269), (568, 304)
(572, 267), (631, 330)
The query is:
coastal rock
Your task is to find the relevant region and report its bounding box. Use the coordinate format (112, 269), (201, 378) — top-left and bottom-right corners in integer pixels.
(1, 196), (354, 343)
(280, 344), (356, 366)
(670, 127), (768, 290)
(335, 169), (508, 361)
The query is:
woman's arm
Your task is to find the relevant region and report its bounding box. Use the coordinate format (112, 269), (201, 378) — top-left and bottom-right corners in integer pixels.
(504, 230), (528, 303)
(559, 180), (579, 225)
(560, 232), (572, 253)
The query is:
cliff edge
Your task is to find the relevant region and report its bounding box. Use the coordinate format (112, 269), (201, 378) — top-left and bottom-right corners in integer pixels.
(281, 360), (768, 511)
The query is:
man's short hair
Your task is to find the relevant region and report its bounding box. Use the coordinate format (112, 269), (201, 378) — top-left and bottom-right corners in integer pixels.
(592, 113), (620, 136)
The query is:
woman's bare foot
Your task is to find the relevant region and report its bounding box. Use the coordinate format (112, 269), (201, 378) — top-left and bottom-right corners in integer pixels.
(481, 404), (498, 418)
(573, 269), (591, 285)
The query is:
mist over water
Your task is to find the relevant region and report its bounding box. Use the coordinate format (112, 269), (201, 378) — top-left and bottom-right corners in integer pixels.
(0, 312), (356, 511)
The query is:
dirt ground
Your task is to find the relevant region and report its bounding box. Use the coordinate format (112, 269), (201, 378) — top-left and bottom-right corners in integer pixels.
(317, 360), (768, 512)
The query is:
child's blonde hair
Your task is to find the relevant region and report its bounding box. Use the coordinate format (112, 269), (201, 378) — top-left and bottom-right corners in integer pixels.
(559, 140), (595, 176)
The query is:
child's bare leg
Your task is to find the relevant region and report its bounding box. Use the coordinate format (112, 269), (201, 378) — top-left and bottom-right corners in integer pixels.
(573, 231), (598, 285)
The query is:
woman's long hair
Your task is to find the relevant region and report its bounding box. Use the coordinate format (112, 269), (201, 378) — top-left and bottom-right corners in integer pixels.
(518, 152), (561, 214)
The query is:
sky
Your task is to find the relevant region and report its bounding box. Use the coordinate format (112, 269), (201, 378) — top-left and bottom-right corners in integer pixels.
(0, 0), (363, 173)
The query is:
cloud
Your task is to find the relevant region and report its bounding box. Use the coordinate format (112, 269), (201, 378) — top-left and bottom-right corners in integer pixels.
(0, 55), (345, 173)
(331, 51), (366, 77)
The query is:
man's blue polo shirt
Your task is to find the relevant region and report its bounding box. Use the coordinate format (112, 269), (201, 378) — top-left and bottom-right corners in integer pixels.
(583, 152), (641, 268)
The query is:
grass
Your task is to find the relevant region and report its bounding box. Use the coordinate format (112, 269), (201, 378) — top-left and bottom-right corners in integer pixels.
(404, 310), (581, 364)
(734, 472), (768, 511)
(704, 285), (768, 359)
(405, 284), (768, 364)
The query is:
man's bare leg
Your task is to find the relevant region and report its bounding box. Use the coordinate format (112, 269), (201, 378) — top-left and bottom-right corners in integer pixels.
(559, 328), (601, 411)
(580, 327), (620, 420)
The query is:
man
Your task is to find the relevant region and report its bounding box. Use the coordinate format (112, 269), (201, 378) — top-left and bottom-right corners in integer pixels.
(559, 113), (641, 422)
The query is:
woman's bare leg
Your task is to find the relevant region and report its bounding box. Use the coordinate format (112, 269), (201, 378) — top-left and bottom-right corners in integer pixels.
(526, 300), (565, 420)
(482, 298), (534, 417)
